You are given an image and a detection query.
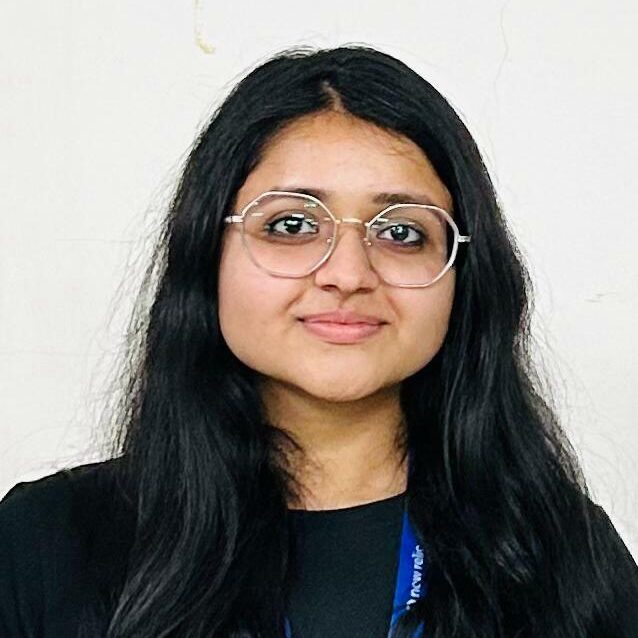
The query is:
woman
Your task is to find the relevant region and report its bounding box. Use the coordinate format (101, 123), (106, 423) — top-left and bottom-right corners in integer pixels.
(1, 45), (637, 638)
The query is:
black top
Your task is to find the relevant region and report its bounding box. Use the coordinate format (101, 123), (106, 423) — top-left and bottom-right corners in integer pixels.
(0, 460), (405, 638)
(287, 491), (405, 637)
(0, 461), (134, 638)
(1, 460), (638, 637)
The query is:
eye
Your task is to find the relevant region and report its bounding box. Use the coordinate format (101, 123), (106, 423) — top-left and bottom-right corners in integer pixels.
(264, 212), (320, 236)
(374, 221), (426, 247)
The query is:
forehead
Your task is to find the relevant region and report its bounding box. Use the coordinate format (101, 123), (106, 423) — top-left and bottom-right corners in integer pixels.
(236, 111), (452, 211)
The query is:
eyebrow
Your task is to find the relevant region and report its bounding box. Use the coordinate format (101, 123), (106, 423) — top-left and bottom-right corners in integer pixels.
(269, 185), (439, 207)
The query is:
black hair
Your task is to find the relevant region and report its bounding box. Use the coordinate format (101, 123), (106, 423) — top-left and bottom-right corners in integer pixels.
(87, 44), (637, 637)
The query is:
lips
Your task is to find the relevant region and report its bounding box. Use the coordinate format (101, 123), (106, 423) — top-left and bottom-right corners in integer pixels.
(299, 310), (385, 325)
(300, 319), (384, 344)
(298, 310), (387, 345)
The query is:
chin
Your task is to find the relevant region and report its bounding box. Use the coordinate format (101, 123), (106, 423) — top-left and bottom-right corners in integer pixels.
(297, 377), (395, 403)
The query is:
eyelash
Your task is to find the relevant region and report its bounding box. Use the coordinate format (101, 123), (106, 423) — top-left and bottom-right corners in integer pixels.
(265, 215), (427, 247)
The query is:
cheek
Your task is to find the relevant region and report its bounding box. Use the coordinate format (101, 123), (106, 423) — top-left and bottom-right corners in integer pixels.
(397, 276), (455, 367)
(218, 242), (261, 353)
(217, 241), (293, 365)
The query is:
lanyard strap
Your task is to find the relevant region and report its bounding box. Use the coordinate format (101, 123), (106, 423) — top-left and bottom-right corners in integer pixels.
(390, 507), (427, 628)
(285, 502), (427, 637)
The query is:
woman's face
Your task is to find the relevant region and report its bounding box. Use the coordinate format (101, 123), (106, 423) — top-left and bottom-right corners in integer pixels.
(218, 111), (455, 404)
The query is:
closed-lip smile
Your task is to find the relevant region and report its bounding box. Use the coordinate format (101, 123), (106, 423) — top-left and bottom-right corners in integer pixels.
(298, 310), (387, 344)
(299, 310), (386, 325)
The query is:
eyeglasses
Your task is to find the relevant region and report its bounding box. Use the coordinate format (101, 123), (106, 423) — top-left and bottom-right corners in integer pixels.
(224, 191), (471, 288)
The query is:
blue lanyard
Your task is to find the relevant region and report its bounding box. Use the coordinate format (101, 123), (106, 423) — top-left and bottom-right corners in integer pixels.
(390, 507), (427, 629)
(284, 503), (427, 637)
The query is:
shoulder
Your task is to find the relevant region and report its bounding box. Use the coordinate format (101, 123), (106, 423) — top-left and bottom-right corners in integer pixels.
(587, 500), (637, 572)
(584, 500), (638, 633)
(0, 458), (124, 534)
(0, 457), (134, 564)
(0, 459), (134, 636)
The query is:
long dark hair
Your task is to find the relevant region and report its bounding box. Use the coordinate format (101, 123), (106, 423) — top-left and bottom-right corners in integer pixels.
(88, 45), (636, 637)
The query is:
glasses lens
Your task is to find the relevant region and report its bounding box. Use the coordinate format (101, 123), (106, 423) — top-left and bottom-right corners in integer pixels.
(242, 194), (335, 275)
(242, 196), (455, 285)
(367, 206), (453, 286)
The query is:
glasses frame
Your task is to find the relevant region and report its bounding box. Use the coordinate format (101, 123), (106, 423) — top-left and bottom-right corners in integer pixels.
(223, 190), (472, 288)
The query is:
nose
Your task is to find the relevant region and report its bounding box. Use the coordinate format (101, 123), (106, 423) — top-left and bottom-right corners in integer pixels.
(312, 219), (380, 292)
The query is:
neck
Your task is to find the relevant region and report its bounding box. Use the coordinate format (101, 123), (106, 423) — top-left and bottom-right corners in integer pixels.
(261, 380), (408, 510)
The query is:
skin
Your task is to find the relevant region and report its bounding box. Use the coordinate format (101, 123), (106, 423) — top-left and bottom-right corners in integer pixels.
(218, 110), (455, 509)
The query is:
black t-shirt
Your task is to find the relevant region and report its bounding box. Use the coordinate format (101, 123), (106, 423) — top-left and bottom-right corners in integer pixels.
(1, 460), (638, 637)
(0, 460), (405, 637)
(287, 491), (404, 637)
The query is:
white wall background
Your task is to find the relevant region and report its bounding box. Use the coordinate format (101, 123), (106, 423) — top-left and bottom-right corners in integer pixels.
(1, 1), (636, 558)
